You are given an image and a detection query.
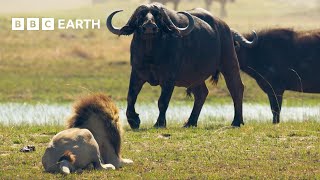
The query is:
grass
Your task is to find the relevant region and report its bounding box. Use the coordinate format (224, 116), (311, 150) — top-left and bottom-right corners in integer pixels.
(0, 122), (319, 179)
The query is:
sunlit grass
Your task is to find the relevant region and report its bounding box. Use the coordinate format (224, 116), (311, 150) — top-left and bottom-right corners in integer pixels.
(0, 122), (319, 179)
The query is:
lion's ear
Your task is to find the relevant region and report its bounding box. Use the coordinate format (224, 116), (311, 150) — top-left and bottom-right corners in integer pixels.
(120, 25), (135, 36)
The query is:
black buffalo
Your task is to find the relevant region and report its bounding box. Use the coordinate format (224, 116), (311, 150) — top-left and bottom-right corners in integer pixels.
(107, 3), (250, 129)
(233, 28), (320, 123)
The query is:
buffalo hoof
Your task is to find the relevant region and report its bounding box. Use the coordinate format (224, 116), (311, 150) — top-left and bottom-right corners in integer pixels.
(272, 119), (280, 124)
(128, 117), (141, 129)
(231, 120), (244, 127)
(183, 122), (197, 128)
(153, 122), (166, 128)
(153, 117), (167, 128)
(153, 124), (166, 129)
(183, 119), (198, 128)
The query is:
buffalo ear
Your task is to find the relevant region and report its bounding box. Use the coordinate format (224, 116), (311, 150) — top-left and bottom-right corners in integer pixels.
(234, 41), (240, 51)
(120, 25), (135, 36)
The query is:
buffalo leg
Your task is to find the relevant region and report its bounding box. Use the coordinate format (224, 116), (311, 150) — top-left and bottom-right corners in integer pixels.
(126, 71), (145, 129)
(205, 0), (213, 10)
(173, 1), (179, 10)
(154, 82), (175, 128)
(223, 71), (244, 127)
(221, 30), (244, 127)
(267, 90), (284, 124)
(184, 83), (208, 127)
(221, 60), (244, 127)
(220, 0), (227, 17)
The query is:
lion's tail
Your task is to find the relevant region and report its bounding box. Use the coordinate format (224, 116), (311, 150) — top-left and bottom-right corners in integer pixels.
(66, 93), (122, 155)
(58, 150), (76, 175)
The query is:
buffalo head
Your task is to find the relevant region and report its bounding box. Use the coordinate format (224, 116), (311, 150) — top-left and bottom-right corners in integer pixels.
(106, 4), (194, 38)
(231, 29), (259, 50)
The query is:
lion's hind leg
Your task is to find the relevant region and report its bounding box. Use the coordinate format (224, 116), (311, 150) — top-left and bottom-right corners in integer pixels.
(59, 160), (74, 175)
(101, 163), (116, 170)
(93, 159), (115, 170)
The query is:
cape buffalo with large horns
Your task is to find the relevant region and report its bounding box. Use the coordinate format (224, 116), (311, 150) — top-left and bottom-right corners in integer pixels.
(233, 28), (320, 124)
(107, 3), (252, 129)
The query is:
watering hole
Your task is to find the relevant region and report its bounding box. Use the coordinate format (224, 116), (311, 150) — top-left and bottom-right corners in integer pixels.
(0, 103), (319, 126)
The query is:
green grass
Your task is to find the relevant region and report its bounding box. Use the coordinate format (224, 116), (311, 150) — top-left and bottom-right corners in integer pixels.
(0, 122), (319, 179)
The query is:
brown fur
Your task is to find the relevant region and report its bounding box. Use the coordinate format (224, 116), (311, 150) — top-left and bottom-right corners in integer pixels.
(43, 93), (132, 174)
(58, 150), (76, 164)
(66, 93), (122, 156)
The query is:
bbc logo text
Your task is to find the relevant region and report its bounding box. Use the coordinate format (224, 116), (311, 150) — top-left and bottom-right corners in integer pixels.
(12, 18), (101, 30)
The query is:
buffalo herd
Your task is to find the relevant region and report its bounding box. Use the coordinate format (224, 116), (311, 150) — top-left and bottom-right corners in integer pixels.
(107, 2), (320, 129)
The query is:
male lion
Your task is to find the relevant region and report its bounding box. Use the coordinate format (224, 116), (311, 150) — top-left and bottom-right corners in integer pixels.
(42, 93), (133, 174)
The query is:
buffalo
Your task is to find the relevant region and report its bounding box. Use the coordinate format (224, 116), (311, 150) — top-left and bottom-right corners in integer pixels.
(204, 0), (235, 17)
(107, 3), (253, 129)
(92, 0), (106, 4)
(233, 28), (320, 124)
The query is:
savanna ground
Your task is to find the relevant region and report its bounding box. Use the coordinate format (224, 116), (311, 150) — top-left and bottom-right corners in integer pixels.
(0, 0), (320, 179)
(1, 122), (319, 179)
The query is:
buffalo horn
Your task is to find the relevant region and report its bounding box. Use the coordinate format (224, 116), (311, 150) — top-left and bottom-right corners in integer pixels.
(106, 10), (123, 35)
(161, 8), (195, 37)
(232, 29), (258, 48)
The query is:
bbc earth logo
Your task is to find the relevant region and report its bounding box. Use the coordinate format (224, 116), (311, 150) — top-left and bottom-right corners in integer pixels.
(12, 18), (101, 30)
